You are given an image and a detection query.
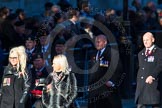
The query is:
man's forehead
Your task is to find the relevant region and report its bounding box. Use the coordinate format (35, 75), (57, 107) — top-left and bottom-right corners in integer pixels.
(96, 37), (106, 42)
(143, 32), (154, 39)
(143, 35), (153, 39)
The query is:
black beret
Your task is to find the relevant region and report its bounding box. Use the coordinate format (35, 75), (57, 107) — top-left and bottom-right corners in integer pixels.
(32, 53), (43, 60)
(54, 39), (65, 45)
(25, 35), (36, 41)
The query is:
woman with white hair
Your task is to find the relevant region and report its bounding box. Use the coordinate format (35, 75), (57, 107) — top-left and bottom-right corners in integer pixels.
(0, 46), (32, 108)
(42, 54), (77, 108)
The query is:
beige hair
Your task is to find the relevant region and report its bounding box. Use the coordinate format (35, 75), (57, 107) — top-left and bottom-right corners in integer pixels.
(9, 46), (27, 77)
(53, 54), (70, 74)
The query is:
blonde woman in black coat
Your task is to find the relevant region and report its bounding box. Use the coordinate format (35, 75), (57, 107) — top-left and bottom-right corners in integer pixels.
(42, 54), (77, 108)
(0, 46), (32, 108)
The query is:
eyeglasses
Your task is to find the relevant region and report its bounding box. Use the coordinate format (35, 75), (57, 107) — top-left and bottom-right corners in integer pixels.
(9, 57), (18, 59)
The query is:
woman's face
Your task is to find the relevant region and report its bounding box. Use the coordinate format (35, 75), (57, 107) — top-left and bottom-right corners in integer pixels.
(9, 52), (19, 66)
(52, 59), (61, 72)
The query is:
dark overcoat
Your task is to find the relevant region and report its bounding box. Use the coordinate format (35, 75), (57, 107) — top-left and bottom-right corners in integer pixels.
(135, 46), (162, 104)
(0, 64), (32, 108)
(88, 45), (123, 108)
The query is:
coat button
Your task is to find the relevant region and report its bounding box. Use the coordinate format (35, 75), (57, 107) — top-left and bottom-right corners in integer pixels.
(142, 68), (144, 70)
(141, 76), (144, 79)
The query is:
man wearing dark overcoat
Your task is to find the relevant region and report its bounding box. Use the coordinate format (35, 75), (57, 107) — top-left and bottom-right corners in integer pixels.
(88, 34), (123, 108)
(135, 32), (162, 108)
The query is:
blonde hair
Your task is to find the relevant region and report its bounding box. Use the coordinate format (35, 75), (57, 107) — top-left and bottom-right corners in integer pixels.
(9, 46), (27, 77)
(53, 54), (70, 74)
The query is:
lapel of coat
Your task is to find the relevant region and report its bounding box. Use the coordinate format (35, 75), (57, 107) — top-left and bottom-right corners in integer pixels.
(55, 73), (66, 86)
(100, 45), (111, 60)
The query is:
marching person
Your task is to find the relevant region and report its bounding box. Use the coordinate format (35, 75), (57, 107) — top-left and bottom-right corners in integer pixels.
(0, 46), (32, 108)
(135, 32), (162, 108)
(42, 54), (77, 108)
(88, 34), (123, 108)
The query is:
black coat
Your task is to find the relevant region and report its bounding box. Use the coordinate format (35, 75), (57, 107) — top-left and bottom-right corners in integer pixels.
(0, 65), (32, 108)
(89, 45), (123, 88)
(88, 45), (111, 86)
(42, 72), (77, 108)
(135, 46), (162, 105)
(88, 45), (123, 108)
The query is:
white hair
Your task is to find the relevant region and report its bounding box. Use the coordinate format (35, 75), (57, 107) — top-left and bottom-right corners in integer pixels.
(9, 46), (27, 77)
(53, 54), (70, 74)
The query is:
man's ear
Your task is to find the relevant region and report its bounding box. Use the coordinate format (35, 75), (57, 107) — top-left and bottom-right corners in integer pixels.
(152, 37), (155, 43)
(105, 41), (107, 46)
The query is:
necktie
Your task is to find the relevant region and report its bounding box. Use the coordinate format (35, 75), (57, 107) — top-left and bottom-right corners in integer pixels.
(146, 49), (150, 56)
(42, 47), (45, 53)
(28, 52), (32, 62)
(97, 50), (101, 60)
